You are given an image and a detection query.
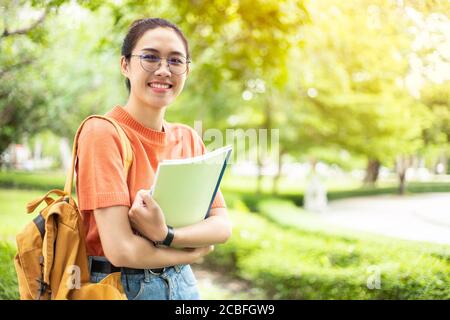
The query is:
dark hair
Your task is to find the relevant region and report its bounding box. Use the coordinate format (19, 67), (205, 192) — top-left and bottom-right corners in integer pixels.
(121, 18), (191, 93)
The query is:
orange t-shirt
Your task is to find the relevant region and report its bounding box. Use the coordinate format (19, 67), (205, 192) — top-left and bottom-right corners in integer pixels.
(75, 106), (226, 256)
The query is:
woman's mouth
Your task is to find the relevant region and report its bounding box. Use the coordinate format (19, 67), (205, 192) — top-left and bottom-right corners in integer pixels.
(147, 82), (173, 93)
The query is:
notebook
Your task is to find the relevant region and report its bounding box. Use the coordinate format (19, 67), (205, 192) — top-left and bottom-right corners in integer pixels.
(150, 145), (233, 228)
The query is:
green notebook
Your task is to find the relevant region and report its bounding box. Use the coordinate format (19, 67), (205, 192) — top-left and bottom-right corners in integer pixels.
(150, 145), (233, 228)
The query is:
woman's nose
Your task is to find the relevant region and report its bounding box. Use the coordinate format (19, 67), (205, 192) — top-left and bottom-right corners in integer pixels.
(154, 59), (171, 76)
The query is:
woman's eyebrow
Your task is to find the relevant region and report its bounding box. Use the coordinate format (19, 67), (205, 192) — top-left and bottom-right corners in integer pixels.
(141, 47), (184, 56)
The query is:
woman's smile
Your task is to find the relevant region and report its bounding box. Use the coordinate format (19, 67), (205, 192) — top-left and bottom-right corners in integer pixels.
(147, 81), (173, 94)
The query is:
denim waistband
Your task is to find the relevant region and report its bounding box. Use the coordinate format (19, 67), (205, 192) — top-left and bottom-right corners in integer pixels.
(88, 256), (184, 277)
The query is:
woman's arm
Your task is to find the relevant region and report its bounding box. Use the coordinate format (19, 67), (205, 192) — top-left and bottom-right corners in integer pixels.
(94, 205), (213, 269)
(128, 190), (232, 248)
(170, 207), (232, 248)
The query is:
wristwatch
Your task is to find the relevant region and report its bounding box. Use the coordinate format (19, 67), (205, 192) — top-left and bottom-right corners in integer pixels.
(153, 225), (174, 247)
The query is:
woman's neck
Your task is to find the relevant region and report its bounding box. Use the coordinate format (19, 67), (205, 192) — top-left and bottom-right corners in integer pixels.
(123, 95), (166, 131)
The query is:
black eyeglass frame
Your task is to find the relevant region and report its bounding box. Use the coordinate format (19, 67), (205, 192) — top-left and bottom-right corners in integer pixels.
(129, 53), (191, 75)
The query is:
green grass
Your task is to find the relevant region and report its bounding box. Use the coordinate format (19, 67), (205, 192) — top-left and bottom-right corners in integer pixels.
(0, 170), (66, 192)
(0, 189), (47, 244)
(0, 242), (18, 299)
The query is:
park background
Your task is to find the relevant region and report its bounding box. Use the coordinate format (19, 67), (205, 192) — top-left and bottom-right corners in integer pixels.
(0, 0), (449, 299)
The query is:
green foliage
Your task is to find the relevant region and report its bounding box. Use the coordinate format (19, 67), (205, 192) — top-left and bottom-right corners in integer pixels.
(40, 4), (127, 138)
(2, 0), (449, 178)
(0, 241), (19, 299)
(0, 0), (71, 156)
(420, 83), (450, 149)
(225, 182), (450, 209)
(206, 206), (450, 299)
(290, 0), (434, 168)
(0, 171), (66, 191)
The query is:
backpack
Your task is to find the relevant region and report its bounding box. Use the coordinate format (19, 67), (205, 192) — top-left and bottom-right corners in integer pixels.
(14, 115), (133, 300)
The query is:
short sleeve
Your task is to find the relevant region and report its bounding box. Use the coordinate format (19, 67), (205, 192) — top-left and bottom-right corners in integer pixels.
(191, 128), (227, 209)
(75, 119), (131, 211)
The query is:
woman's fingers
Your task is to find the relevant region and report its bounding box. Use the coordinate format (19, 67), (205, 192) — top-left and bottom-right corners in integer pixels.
(131, 189), (154, 210)
(136, 189), (161, 211)
(131, 189), (144, 209)
(198, 245), (214, 256)
(141, 191), (155, 207)
(192, 246), (214, 264)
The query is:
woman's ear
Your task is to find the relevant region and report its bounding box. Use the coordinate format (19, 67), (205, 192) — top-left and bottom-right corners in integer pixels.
(120, 56), (129, 77)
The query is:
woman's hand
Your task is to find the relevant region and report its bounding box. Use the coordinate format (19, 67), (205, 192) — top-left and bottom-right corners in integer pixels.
(183, 245), (214, 264)
(128, 189), (168, 242)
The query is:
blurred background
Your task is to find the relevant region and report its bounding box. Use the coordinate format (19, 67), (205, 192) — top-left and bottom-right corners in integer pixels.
(0, 0), (449, 299)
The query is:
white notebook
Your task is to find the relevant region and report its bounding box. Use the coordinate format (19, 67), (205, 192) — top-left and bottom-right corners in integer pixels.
(150, 145), (232, 228)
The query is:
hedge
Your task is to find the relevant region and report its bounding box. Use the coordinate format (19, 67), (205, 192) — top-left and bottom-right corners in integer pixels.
(204, 203), (450, 299)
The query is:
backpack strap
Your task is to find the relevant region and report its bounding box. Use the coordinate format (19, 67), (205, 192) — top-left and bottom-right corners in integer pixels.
(63, 115), (133, 197)
(26, 189), (66, 213)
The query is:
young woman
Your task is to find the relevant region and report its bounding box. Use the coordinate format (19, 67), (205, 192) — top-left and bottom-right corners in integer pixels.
(75, 18), (232, 300)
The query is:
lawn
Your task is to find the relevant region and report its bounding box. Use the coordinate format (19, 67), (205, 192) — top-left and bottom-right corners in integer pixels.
(0, 189), (45, 244)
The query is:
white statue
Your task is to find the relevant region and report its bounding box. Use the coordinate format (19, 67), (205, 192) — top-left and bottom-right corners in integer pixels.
(304, 172), (328, 213)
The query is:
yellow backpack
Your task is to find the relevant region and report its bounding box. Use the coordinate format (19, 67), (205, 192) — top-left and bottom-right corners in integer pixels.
(14, 115), (132, 300)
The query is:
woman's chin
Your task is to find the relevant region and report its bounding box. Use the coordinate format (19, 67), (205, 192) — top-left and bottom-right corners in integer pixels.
(145, 96), (172, 109)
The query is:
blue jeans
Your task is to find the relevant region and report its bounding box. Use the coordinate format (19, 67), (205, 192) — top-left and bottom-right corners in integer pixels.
(88, 256), (200, 300)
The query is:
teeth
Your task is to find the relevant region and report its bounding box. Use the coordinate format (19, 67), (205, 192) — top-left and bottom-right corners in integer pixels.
(149, 83), (171, 89)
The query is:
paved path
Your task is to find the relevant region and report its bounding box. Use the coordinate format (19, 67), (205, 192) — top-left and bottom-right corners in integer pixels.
(192, 264), (267, 300)
(319, 193), (450, 245)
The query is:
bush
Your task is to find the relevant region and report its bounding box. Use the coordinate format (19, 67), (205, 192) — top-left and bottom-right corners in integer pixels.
(205, 206), (450, 299)
(0, 171), (66, 192)
(223, 181), (450, 209)
(0, 242), (19, 299)
(2, 170), (449, 202)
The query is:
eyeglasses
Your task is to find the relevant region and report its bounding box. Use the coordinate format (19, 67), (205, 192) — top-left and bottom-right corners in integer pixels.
(130, 53), (191, 75)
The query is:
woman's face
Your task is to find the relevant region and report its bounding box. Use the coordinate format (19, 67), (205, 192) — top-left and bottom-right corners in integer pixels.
(121, 27), (189, 109)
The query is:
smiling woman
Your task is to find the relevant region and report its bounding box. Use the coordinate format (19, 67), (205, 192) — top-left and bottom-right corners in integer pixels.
(120, 18), (191, 118)
(74, 18), (232, 300)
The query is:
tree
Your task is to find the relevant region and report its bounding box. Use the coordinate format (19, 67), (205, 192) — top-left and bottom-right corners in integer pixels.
(0, 1), (83, 160)
(419, 82), (450, 174)
(287, 0), (436, 193)
(1, 1), (58, 159)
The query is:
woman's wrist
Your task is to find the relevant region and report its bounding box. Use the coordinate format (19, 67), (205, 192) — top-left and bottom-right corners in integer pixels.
(156, 224), (169, 242)
(153, 225), (174, 247)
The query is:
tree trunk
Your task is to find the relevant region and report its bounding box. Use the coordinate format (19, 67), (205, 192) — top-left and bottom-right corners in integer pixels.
(272, 149), (285, 195)
(363, 159), (381, 186)
(256, 93), (273, 195)
(398, 171), (406, 195)
(396, 156), (411, 195)
(256, 155), (263, 195)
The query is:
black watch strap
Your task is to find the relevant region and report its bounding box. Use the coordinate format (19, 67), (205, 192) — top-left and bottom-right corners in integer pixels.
(154, 225), (174, 247)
